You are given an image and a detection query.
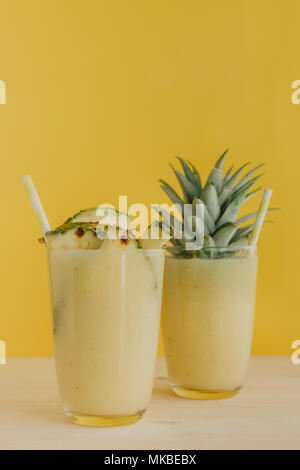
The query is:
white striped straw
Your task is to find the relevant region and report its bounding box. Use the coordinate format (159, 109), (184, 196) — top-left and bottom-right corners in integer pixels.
(22, 175), (51, 238)
(249, 188), (273, 246)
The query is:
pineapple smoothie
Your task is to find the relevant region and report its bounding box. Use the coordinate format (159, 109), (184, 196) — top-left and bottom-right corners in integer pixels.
(49, 244), (164, 425)
(163, 251), (258, 398)
(156, 149), (275, 399)
(38, 206), (166, 426)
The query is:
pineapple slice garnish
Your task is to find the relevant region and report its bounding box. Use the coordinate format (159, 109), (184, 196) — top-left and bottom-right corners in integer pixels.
(40, 222), (102, 250)
(64, 206), (130, 231)
(39, 208), (136, 250)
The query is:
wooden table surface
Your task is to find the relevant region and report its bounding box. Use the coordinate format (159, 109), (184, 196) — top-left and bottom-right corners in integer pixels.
(0, 356), (299, 450)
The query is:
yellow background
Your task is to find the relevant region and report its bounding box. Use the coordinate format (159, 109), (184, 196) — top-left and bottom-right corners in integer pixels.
(0, 0), (298, 357)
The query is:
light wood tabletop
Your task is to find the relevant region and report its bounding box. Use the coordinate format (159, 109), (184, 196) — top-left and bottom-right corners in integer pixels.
(0, 356), (299, 450)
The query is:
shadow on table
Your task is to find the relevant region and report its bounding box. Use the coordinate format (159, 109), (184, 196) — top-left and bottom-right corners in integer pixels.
(153, 376), (174, 399)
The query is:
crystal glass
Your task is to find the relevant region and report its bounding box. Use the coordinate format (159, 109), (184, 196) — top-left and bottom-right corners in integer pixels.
(163, 246), (258, 399)
(48, 248), (165, 426)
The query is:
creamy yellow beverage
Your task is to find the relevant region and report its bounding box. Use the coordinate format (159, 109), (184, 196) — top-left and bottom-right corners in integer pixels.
(163, 250), (257, 399)
(48, 245), (164, 425)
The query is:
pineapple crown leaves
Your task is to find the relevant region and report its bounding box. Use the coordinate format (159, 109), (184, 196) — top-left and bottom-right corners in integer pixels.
(175, 157), (202, 193)
(213, 222), (239, 247)
(186, 160), (202, 190)
(170, 164), (199, 202)
(158, 179), (185, 212)
(222, 165), (234, 186)
(158, 149), (276, 253)
(246, 186), (262, 202)
(205, 148), (228, 194)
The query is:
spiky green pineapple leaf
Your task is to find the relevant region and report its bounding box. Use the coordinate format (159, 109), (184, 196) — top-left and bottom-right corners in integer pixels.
(187, 160), (202, 190)
(223, 165), (234, 186)
(225, 162), (250, 189)
(193, 197), (215, 235)
(159, 180), (185, 212)
(236, 207), (279, 225)
(226, 173), (264, 208)
(218, 162), (250, 206)
(234, 163), (264, 192)
(200, 183), (220, 221)
(175, 157), (202, 193)
(215, 149), (229, 169)
(220, 174), (262, 220)
(229, 235), (250, 247)
(230, 220), (272, 243)
(213, 222), (238, 247)
(236, 211), (259, 225)
(219, 182), (234, 206)
(205, 149), (228, 194)
(230, 225), (253, 242)
(246, 186), (262, 202)
(171, 166), (199, 201)
(216, 182), (252, 228)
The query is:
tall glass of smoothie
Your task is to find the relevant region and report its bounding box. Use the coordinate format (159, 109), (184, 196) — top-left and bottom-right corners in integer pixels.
(41, 208), (165, 427)
(163, 246), (258, 399)
(48, 242), (164, 426)
(156, 149), (272, 400)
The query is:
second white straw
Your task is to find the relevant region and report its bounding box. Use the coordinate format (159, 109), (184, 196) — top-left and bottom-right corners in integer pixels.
(249, 188), (273, 246)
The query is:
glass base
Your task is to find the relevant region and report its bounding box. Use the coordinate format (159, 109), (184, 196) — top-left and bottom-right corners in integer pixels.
(172, 384), (241, 400)
(66, 409), (145, 427)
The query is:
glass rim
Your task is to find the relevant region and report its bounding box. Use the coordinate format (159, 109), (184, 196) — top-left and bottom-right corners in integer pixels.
(165, 245), (258, 250)
(165, 245), (258, 259)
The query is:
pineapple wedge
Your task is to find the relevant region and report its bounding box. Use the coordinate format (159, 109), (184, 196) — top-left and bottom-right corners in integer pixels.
(42, 222), (102, 250)
(40, 222), (140, 250)
(40, 207), (134, 250)
(99, 229), (141, 250)
(65, 207), (130, 231)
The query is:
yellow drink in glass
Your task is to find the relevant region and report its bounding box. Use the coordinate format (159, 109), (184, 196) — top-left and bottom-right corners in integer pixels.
(163, 247), (257, 399)
(48, 247), (164, 426)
